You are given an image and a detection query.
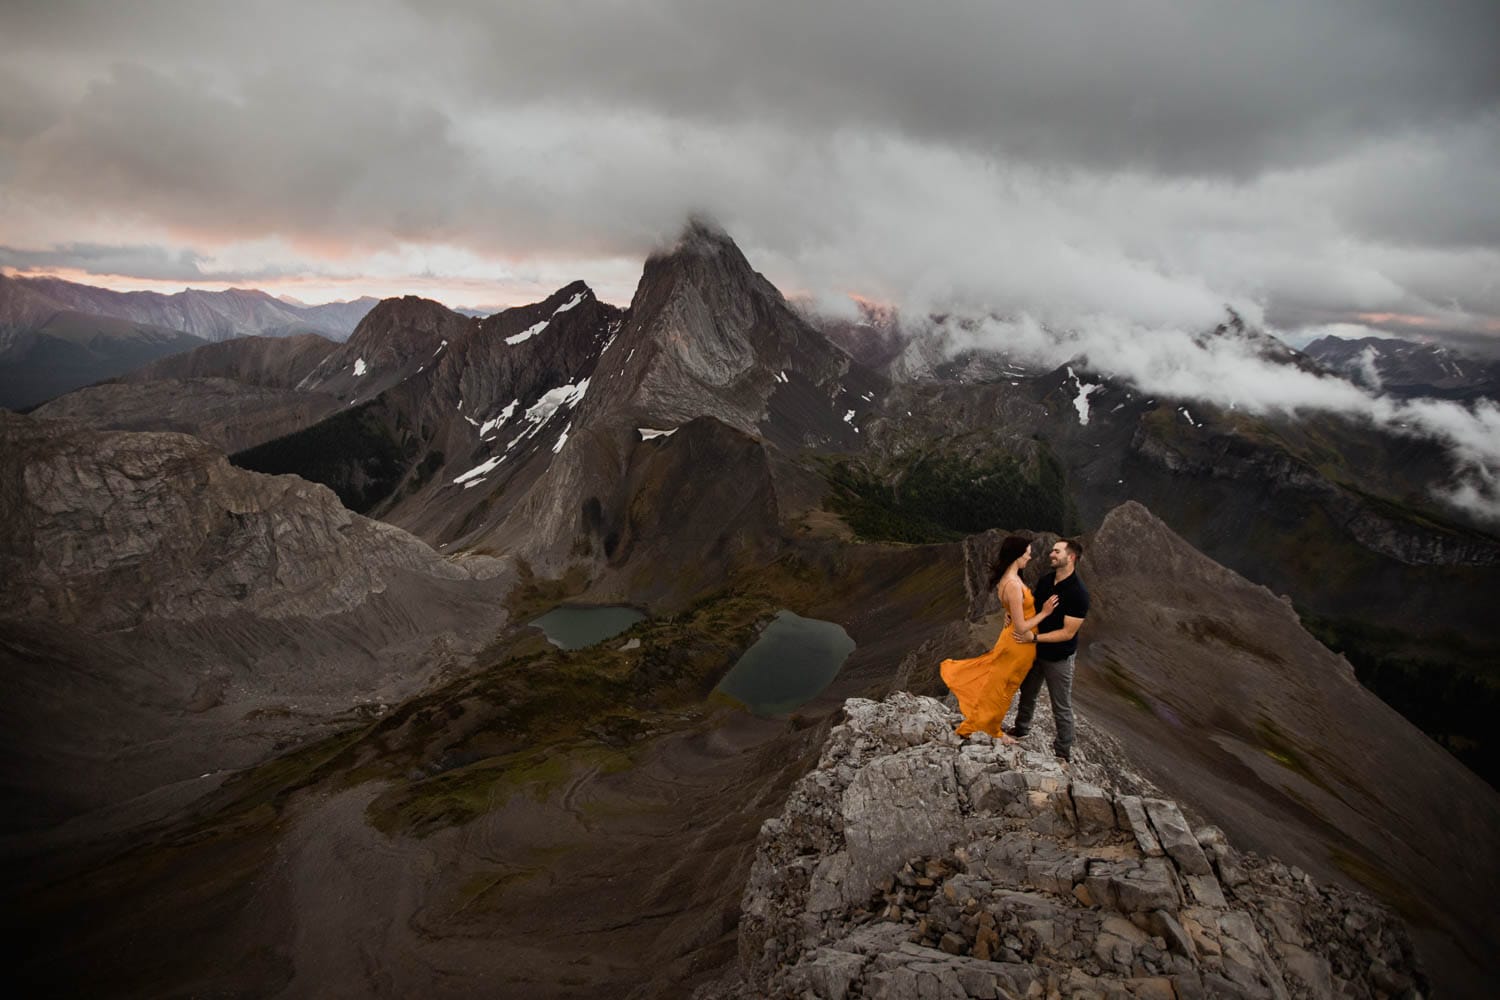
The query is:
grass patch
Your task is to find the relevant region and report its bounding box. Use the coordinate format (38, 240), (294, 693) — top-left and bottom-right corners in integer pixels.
(346, 581), (787, 836)
(504, 560), (593, 623)
(820, 445), (1075, 544)
(1099, 660), (1152, 713)
(1254, 717), (1338, 798)
(368, 745), (580, 836)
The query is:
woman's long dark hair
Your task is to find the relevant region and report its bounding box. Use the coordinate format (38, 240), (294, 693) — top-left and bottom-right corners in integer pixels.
(987, 534), (1033, 591)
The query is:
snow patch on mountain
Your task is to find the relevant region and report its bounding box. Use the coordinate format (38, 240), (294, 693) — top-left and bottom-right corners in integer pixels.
(481, 400), (518, 437)
(1068, 367), (1102, 425)
(453, 455), (503, 486)
(506, 319), (550, 346)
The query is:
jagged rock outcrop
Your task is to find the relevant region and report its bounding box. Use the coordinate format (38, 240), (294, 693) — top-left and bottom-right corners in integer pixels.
(570, 219), (883, 450)
(469, 222), (885, 581)
(0, 411), (515, 835)
(299, 294), (474, 401)
(33, 377), (345, 454)
(702, 693), (1425, 1000)
(126, 330), (342, 389)
(1066, 502), (1499, 998)
(24, 332), (347, 452)
(0, 412), (497, 629)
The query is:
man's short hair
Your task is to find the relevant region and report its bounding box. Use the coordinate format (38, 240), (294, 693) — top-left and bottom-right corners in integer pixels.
(1061, 537), (1083, 561)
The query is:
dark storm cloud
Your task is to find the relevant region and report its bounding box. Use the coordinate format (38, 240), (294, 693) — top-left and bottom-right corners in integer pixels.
(1, 0), (1497, 347)
(11, 63), (483, 248)
(423, 0), (1500, 176)
(0, 243), (296, 283)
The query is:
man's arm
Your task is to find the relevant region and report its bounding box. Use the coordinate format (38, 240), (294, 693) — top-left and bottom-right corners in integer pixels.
(1033, 615), (1085, 644)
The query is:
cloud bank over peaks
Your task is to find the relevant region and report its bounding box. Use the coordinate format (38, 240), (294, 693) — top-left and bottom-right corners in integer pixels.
(935, 310), (1500, 524)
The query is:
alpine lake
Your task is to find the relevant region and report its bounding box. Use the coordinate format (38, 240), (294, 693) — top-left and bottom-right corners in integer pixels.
(530, 605), (855, 716)
(713, 609), (856, 716)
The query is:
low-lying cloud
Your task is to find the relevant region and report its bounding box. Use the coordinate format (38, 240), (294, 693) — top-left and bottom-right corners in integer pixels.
(937, 311), (1500, 523)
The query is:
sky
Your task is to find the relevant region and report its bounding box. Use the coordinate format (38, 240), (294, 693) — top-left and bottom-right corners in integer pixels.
(3, 1), (1499, 517)
(1, 1), (1496, 338)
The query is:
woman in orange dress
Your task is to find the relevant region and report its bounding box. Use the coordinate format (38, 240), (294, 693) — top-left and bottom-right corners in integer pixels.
(941, 534), (1058, 741)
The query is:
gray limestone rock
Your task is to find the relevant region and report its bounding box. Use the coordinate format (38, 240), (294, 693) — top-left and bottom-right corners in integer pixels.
(1149, 910), (1196, 960)
(785, 948), (869, 999)
(1115, 796), (1165, 858)
(1071, 781), (1117, 836)
(706, 694), (1426, 1000)
(0, 413), (494, 630)
(1143, 798), (1214, 877)
(840, 749), (964, 908)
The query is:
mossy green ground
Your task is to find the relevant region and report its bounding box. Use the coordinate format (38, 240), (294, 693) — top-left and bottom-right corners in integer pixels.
(820, 445), (1075, 544)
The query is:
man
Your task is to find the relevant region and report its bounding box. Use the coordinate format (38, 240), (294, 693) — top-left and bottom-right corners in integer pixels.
(1013, 538), (1089, 763)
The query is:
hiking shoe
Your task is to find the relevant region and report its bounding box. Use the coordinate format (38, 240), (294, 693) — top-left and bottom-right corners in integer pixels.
(1008, 726), (1031, 738)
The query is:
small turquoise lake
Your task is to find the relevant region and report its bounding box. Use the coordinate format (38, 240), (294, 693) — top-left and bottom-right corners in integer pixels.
(529, 605), (646, 650)
(715, 610), (855, 716)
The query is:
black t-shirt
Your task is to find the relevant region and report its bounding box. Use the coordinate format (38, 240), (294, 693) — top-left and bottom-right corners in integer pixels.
(1033, 570), (1089, 661)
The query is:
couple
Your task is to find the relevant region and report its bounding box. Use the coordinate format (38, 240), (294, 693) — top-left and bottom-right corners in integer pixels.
(940, 535), (1089, 763)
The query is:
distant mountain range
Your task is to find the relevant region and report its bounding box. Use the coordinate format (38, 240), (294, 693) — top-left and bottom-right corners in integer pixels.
(0, 274), (377, 408)
(1303, 333), (1500, 400)
(6, 222), (1499, 996)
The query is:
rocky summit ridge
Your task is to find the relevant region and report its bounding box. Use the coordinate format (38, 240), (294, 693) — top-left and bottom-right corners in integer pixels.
(700, 693), (1424, 1000)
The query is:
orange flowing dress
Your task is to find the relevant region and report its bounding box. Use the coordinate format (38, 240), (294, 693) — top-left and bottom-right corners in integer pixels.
(940, 585), (1037, 738)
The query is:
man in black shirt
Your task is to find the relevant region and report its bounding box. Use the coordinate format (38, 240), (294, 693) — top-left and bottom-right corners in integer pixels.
(1013, 537), (1090, 763)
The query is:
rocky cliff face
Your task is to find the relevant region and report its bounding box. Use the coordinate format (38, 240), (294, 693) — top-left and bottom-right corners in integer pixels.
(127, 331), (341, 389)
(0, 412), (487, 629)
(22, 332), (346, 451)
(0, 411), (513, 835)
(232, 281), (626, 546)
(33, 377), (345, 454)
(573, 219), (881, 449)
(299, 294), (474, 402)
(701, 693), (1424, 1000)
(469, 222), (884, 585)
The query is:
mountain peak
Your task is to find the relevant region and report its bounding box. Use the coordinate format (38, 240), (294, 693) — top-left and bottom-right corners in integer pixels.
(651, 215), (742, 262)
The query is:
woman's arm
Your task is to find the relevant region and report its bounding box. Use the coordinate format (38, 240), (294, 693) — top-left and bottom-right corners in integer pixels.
(1002, 579), (1035, 640)
(1020, 593), (1059, 632)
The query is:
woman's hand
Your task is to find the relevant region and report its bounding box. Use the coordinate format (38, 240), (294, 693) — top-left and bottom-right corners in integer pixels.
(1042, 594), (1059, 615)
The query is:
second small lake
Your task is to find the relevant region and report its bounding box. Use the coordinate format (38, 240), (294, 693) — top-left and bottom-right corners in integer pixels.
(715, 609), (856, 716)
(529, 605), (646, 650)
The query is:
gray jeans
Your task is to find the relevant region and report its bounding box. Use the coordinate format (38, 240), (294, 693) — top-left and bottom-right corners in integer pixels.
(1013, 654), (1076, 757)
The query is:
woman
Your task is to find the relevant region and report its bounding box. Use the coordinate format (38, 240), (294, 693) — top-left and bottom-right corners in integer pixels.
(940, 534), (1058, 742)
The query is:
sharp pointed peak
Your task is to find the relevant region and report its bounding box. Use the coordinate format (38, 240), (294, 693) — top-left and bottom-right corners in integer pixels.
(651, 215), (743, 261)
(549, 279), (593, 301)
